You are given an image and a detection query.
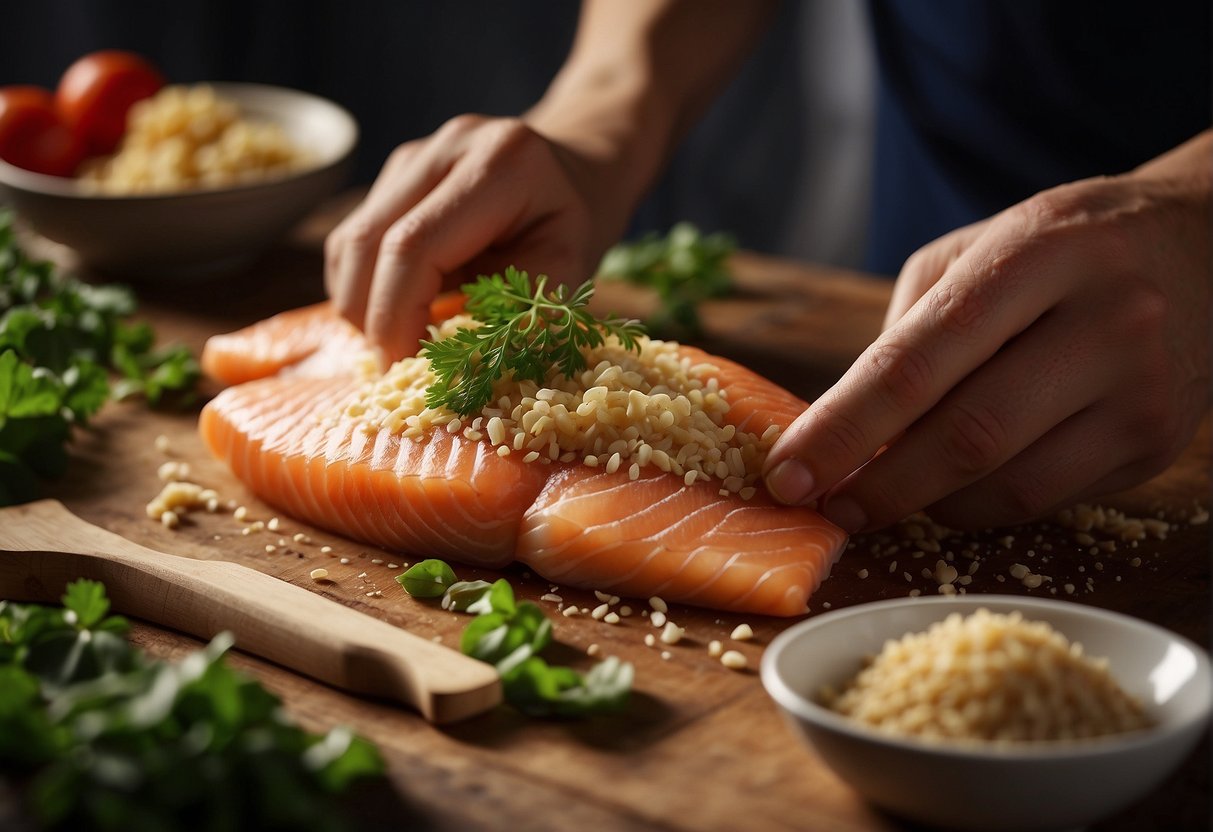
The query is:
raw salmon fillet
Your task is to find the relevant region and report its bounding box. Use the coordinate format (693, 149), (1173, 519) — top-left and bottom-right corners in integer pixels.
(200, 303), (845, 615)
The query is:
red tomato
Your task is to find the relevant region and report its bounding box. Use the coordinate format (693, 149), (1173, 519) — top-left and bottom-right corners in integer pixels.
(55, 50), (164, 155)
(0, 86), (85, 176)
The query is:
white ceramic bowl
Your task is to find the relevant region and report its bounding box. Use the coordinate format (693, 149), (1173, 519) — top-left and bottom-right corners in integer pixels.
(0, 82), (357, 278)
(761, 596), (1212, 832)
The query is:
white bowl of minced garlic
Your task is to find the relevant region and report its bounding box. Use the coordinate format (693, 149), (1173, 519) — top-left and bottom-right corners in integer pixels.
(761, 596), (1212, 832)
(0, 82), (356, 278)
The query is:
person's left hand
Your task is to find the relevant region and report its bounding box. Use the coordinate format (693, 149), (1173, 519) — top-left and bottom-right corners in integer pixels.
(762, 135), (1211, 531)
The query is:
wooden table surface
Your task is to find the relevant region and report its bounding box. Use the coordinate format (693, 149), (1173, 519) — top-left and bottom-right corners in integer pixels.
(13, 197), (1212, 831)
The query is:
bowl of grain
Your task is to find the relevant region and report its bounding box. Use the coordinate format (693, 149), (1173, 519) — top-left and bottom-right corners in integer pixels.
(761, 596), (1212, 832)
(0, 82), (357, 278)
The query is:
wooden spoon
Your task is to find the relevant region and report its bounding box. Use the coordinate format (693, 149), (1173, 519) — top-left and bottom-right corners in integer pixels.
(0, 499), (502, 724)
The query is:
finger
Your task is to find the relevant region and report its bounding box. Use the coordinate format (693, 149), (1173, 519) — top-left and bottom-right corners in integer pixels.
(363, 148), (543, 360)
(452, 219), (592, 291)
(326, 146), (448, 330)
(764, 217), (1071, 507)
(884, 220), (988, 331)
(920, 406), (1136, 530)
(814, 307), (1118, 532)
(325, 206), (379, 329)
(326, 119), (483, 330)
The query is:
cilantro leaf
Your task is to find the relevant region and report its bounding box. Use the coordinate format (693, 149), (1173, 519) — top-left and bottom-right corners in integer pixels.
(303, 726), (385, 792)
(0, 211), (201, 506)
(0, 580), (384, 830)
(61, 579), (111, 629)
(0, 349), (64, 422)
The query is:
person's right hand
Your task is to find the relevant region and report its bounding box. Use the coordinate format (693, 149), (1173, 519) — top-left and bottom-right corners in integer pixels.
(325, 114), (608, 362)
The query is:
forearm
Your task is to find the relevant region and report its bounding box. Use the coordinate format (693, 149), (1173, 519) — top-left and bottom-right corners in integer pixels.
(525, 0), (778, 243)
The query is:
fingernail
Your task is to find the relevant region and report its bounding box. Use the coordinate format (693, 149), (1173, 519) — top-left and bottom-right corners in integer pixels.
(765, 459), (815, 505)
(823, 496), (867, 533)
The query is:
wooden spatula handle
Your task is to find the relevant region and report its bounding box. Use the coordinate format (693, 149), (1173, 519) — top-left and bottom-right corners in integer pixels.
(0, 500), (501, 724)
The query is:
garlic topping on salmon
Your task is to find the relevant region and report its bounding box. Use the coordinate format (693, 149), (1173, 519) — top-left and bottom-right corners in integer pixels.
(337, 315), (778, 498)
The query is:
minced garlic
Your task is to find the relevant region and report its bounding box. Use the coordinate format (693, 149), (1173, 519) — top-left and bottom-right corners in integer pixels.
(332, 316), (780, 497)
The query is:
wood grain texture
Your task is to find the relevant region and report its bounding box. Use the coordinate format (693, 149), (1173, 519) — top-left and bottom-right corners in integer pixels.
(8, 200), (1209, 831)
(0, 500), (501, 724)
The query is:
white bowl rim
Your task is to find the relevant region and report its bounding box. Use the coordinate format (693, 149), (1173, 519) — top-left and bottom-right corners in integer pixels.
(0, 81), (358, 202)
(761, 594), (1213, 762)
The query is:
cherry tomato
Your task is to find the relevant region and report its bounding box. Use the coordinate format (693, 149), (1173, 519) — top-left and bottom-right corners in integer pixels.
(55, 50), (164, 155)
(0, 86), (85, 176)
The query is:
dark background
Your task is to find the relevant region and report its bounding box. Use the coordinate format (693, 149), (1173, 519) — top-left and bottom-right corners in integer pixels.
(0, 0), (876, 266)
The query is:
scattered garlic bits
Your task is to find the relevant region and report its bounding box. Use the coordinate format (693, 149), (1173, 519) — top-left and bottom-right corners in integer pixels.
(339, 315), (780, 496)
(146, 481), (221, 526)
(822, 609), (1151, 744)
(79, 85), (308, 194)
(1056, 503), (1171, 543)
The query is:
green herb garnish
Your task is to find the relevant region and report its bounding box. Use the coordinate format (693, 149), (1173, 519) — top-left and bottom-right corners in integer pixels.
(397, 558), (458, 598)
(440, 579), (493, 612)
(416, 565), (633, 717)
(0, 212), (201, 506)
(1, 580), (384, 831)
(464, 579), (630, 717)
(598, 222), (735, 337)
(421, 266), (644, 416)
(460, 580), (552, 664)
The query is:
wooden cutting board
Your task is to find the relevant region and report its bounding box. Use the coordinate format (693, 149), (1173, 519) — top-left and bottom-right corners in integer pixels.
(12, 215), (1210, 831)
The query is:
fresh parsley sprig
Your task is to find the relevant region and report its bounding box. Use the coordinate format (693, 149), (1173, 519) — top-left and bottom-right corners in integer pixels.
(598, 222), (736, 337)
(421, 267), (644, 416)
(1, 580), (383, 831)
(0, 211), (201, 506)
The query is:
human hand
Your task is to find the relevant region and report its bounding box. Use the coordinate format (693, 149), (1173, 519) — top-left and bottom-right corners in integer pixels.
(325, 115), (613, 361)
(325, 1), (780, 363)
(763, 135), (1211, 531)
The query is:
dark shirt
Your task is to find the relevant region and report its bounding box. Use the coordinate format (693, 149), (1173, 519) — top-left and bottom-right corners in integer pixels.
(864, 1), (1212, 275)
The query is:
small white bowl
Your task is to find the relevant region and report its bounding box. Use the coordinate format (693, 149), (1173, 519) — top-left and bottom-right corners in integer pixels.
(761, 596), (1212, 832)
(0, 82), (357, 279)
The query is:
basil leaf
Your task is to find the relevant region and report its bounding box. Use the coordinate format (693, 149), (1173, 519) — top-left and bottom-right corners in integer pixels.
(441, 580), (492, 612)
(460, 612), (510, 661)
(407, 559), (633, 718)
(466, 577), (515, 616)
(397, 559), (458, 598)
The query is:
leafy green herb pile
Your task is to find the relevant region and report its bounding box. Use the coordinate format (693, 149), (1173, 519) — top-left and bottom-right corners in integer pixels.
(0, 580), (383, 832)
(421, 266), (644, 416)
(598, 222), (736, 337)
(399, 560), (633, 717)
(0, 212), (199, 506)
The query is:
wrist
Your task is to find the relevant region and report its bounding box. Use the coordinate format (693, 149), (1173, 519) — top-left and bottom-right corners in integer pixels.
(525, 63), (675, 254)
(523, 0), (777, 255)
